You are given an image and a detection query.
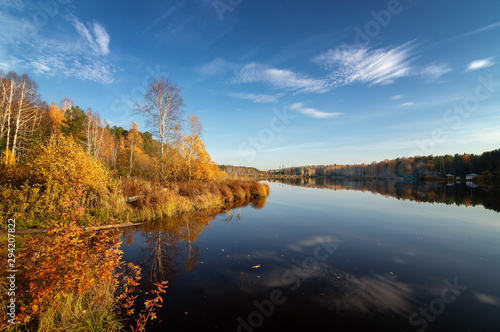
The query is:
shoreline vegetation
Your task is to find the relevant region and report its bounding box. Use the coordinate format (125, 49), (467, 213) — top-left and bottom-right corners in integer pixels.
(0, 173), (269, 331)
(0, 72), (269, 331)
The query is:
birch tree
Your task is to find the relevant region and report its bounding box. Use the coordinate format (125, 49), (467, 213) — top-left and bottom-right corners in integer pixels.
(133, 77), (184, 157)
(84, 109), (106, 159)
(0, 72), (41, 164)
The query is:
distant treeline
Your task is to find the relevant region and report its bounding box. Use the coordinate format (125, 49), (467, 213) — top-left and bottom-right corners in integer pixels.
(219, 165), (263, 177)
(220, 149), (500, 181)
(271, 149), (500, 180)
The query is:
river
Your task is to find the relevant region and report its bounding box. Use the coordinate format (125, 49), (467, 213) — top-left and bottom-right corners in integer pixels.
(120, 179), (500, 331)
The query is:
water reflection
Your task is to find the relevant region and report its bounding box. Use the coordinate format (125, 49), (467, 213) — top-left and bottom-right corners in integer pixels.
(313, 273), (415, 315)
(120, 182), (500, 331)
(268, 177), (500, 212)
(122, 196), (268, 292)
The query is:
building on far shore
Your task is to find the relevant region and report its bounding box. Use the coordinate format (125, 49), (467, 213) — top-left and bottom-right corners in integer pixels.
(466, 173), (479, 180)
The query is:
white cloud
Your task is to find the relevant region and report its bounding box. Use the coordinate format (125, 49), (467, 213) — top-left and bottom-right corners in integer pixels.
(288, 235), (342, 252)
(289, 103), (304, 109)
(33, 61), (50, 74)
(472, 290), (500, 307)
(390, 94), (404, 100)
(72, 17), (110, 55)
(0, 0), (24, 10)
(0, 10), (115, 84)
(197, 58), (236, 78)
(400, 102), (414, 107)
(419, 63), (453, 81)
(313, 42), (416, 86)
(92, 22), (110, 55)
(466, 57), (495, 72)
(229, 92), (284, 103)
(234, 62), (329, 93)
(313, 42), (454, 86)
(313, 273), (415, 315)
(25, 38), (116, 83)
(439, 21), (500, 44)
(0, 55), (23, 71)
(290, 102), (343, 119)
(262, 141), (329, 153)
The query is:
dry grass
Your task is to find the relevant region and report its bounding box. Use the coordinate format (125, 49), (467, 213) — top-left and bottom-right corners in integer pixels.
(37, 286), (122, 332)
(119, 179), (270, 223)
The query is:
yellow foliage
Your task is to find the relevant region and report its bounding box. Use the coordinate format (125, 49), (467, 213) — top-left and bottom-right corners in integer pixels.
(47, 103), (65, 135)
(2, 148), (16, 165)
(26, 135), (109, 193)
(158, 146), (185, 181)
(181, 135), (226, 182)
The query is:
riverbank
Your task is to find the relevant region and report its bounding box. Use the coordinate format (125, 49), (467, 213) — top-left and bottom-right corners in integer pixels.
(120, 178), (270, 224)
(0, 178), (269, 230)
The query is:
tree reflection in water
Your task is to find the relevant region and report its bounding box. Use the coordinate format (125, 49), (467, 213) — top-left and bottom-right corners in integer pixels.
(126, 195), (267, 291)
(269, 177), (500, 212)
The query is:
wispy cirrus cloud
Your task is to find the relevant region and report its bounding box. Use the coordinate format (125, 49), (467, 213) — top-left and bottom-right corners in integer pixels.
(71, 16), (110, 55)
(400, 102), (414, 107)
(262, 141), (330, 153)
(233, 62), (330, 93)
(0, 0), (24, 10)
(0, 9), (116, 84)
(198, 59), (329, 93)
(229, 92), (285, 103)
(435, 21), (500, 45)
(22, 23), (116, 83)
(201, 40), (454, 94)
(390, 94), (404, 100)
(196, 58), (237, 79)
(472, 290), (500, 307)
(313, 42), (453, 86)
(313, 42), (416, 86)
(419, 63), (453, 82)
(466, 57), (495, 72)
(290, 102), (343, 119)
(288, 235), (342, 252)
(27, 39), (116, 83)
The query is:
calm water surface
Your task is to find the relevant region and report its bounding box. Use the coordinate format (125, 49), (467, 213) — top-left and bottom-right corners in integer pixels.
(120, 180), (500, 332)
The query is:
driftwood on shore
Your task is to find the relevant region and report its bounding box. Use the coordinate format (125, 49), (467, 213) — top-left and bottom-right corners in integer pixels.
(1, 222), (142, 235)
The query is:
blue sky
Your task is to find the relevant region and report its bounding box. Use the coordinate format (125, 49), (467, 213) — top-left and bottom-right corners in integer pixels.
(1, 0), (499, 169)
